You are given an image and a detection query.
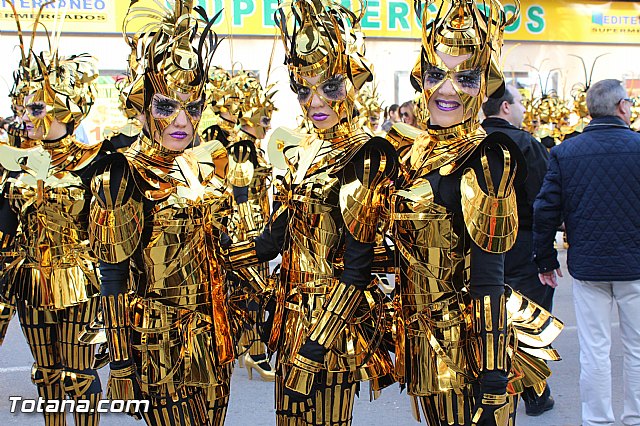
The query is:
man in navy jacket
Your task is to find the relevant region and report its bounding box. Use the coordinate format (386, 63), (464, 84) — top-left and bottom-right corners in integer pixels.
(533, 79), (640, 426)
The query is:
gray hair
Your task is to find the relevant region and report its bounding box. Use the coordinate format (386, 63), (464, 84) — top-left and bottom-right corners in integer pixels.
(586, 79), (627, 118)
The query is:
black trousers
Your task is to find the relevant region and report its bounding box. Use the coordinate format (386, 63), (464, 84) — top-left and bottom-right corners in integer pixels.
(504, 229), (555, 312)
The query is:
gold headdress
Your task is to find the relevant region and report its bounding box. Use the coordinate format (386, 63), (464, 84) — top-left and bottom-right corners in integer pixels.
(569, 54), (607, 131)
(121, 0), (221, 148)
(274, 0), (373, 130)
(355, 83), (383, 129)
(412, 0), (519, 124)
(234, 70), (278, 135)
(7, 0), (97, 139)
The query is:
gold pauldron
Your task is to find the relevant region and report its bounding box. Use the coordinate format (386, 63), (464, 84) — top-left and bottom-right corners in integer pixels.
(460, 148), (518, 253)
(101, 294), (131, 363)
(227, 239), (260, 269)
(89, 173), (143, 263)
(474, 294), (508, 372)
(285, 354), (323, 395)
(308, 281), (363, 347)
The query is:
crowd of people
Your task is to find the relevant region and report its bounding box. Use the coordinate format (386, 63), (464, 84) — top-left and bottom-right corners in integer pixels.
(0, 1), (638, 426)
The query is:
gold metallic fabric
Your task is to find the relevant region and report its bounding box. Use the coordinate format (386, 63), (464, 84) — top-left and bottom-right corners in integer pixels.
(308, 281), (362, 347)
(3, 138), (101, 309)
(89, 166), (144, 264)
(101, 294), (131, 363)
(460, 144), (518, 253)
(339, 145), (394, 244)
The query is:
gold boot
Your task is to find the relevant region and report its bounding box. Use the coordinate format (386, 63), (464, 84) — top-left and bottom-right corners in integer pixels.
(244, 353), (275, 382)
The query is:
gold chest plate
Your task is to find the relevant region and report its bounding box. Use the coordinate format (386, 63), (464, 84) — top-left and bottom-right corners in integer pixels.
(6, 170), (98, 308)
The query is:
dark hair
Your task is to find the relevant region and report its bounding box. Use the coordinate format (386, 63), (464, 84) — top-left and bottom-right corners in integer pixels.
(482, 85), (515, 117)
(389, 104), (399, 112)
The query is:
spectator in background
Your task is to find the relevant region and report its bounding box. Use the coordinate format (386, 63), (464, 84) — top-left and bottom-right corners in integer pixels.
(381, 103), (399, 131)
(533, 79), (640, 426)
(0, 119), (8, 142)
(399, 100), (417, 127)
(482, 85), (554, 416)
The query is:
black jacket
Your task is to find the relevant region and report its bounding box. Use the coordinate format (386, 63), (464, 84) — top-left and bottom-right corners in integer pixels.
(482, 117), (549, 231)
(533, 116), (640, 281)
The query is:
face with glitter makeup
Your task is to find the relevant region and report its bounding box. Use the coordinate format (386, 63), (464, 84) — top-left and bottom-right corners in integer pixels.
(295, 74), (347, 130)
(424, 52), (482, 127)
(22, 92), (67, 141)
(148, 92), (203, 151)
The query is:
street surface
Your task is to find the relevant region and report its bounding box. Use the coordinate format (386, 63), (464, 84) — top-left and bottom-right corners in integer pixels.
(0, 235), (624, 425)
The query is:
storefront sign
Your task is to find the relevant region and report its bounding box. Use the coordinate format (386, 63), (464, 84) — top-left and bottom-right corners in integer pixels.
(1, 0), (639, 44)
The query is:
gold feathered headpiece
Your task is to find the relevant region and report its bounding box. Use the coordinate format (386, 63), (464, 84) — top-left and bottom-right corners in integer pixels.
(7, 0), (97, 139)
(121, 0), (221, 143)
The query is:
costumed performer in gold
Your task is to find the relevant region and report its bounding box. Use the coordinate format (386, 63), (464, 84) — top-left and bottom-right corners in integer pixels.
(88, 1), (233, 424)
(226, 1), (397, 424)
(224, 69), (279, 381)
(389, 1), (563, 424)
(0, 1), (106, 424)
(355, 83), (384, 135)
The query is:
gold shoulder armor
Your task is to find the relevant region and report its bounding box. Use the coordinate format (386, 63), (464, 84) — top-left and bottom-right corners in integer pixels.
(460, 143), (518, 253)
(340, 139), (397, 243)
(189, 139), (228, 181)
(385, 122), (421, 150)
(267, 126), (309, 171)
(227, 141), (255, 187)
(89, 161), (143, 263)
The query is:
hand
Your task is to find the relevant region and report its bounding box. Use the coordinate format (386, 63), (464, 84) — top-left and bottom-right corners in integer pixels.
(471, 393), (512, 426)
(283, 340), (326, 403)
(538, 268), (563, 288)
(107, 362), (143, 419)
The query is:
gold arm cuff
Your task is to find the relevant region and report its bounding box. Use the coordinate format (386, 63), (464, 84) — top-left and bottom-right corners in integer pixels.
(101, 294), (131, 363)
(308, 281), (363, 347)
(284, 364), (316, 395)
(474, 294), (508, 372)
(340, 181), (380, 243)
(236, 202), (258, 238)
(227, 147), (255, 187)
(107, 374), (137, 401)
(236, 267), (268, 293)
(89, 197), (143, 263)
(227, 239), (261, 269)
(385, 122), (421, 150)
(481, 393), (508, 406)
(461, 167), (518, 253)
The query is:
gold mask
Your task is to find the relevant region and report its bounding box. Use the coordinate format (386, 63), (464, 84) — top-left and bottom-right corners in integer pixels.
(7, 0), (97, 140)
(275, 0), (373, 130)
(121, 0), (221, 147)
(412, 0), (519, 124)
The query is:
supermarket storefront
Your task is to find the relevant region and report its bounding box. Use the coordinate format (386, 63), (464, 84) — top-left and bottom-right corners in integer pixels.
(1, 0), (639, 142)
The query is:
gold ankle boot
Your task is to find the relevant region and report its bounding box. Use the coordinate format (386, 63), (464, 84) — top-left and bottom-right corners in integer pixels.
(244, 353), (275, 382)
